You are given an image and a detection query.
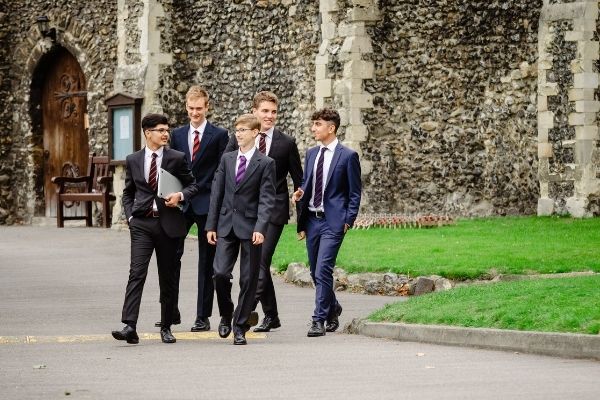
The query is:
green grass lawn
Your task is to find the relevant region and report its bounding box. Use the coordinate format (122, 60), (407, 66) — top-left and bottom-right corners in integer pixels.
(266, 216), (600, 280)
(369, 275), (600, 334)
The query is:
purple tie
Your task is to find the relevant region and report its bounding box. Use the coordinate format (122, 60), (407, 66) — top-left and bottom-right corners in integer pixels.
(235, 155), (247, 185)
(313, 147), (327, 208)
(149, 152), (158, 193)
(258, 133), (267, 154)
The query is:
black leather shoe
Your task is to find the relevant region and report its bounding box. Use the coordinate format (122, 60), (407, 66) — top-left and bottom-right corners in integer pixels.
(191, 317), (210, 332)
(307, 320), (326, 337)
(233, 326), (247, 345)
(111, 325), (139, 344)
(218, 316), (232, 338)
(154, 318), (181, 328)
(326, 303), (343, 332)
(253, 316), (281, 332)
(160, 328), (176, 344)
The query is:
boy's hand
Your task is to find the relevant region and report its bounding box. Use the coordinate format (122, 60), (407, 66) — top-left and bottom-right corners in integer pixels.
(297, 231), (306, 241)
(252, 232), (264, 245)
(291, 188), (304, 204)
(165, 192), (182, 207)
(207, 231), (217, 245)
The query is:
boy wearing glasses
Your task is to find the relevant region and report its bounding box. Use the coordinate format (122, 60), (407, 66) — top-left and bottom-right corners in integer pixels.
(112, 113), (199, 344)
(206, 114), (276, 345)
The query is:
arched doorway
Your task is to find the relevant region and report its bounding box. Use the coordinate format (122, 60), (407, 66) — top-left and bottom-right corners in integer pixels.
(34, 47), (89, 217)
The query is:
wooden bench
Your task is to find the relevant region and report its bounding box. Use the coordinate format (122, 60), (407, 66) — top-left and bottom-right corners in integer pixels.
(51, 152), (115, 228)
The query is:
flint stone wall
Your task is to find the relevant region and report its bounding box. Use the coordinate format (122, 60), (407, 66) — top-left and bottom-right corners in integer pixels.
(0, 0), (119, 224)
(360, 0), (542, 215)
(159, 0), (320, 151)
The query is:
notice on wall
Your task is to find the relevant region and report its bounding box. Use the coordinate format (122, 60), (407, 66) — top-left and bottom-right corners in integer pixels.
(119, 115), (130, 140)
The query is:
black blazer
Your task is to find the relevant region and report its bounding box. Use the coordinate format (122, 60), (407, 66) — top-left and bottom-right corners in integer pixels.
(170, 122), (229, 216)
(206, 150), (276, 240)
(122, 147), (199, 238)
(225, 128), (302, 225)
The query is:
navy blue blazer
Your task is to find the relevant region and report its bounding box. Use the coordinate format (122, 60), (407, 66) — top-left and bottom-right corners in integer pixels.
(170, 122), (229, 216)
(298, 142), (362, 234)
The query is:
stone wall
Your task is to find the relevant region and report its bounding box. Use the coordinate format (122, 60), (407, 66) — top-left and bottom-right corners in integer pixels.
(1, 0), (598, 224)
(0, 0), (119, 224)
(360, 0), (542, 215)
(159, 0), (320, 150)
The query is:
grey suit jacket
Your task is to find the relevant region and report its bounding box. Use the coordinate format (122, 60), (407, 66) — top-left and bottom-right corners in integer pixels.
(206, 150), (276, 240)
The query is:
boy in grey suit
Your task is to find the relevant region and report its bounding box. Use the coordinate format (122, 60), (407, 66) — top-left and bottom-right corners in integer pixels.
(206, 114), (276, 345)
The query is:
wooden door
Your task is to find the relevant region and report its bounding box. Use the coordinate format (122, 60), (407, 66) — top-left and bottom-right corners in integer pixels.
(42, 48), (89, 217)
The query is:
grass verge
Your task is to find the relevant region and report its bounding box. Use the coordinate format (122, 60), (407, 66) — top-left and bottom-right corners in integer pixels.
(369, 275), (600, 334)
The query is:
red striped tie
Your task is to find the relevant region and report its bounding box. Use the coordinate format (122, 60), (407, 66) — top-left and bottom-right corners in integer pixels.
(192, 130), (200, 161)
(258, 133), (267, 154)
(149, 153), (158, 193)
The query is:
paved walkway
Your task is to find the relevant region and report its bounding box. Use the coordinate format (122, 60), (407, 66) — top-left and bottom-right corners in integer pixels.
(0, 225), (598, 399)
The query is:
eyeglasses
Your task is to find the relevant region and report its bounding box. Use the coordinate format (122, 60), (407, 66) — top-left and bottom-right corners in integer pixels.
(235, 128), (254, 134)
(147, 128), (170, 133)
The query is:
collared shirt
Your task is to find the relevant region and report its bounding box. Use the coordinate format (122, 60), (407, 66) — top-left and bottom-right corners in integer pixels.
(308, 138), (338, 212)
(144, 146), (164, 211)
(255, 126), (274, 155)
(236, 146), (257, 175)
(188, 120), (207, 158)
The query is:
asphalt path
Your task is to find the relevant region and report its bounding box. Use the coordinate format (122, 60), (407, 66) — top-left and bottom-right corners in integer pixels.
(1, 225), (598, 399)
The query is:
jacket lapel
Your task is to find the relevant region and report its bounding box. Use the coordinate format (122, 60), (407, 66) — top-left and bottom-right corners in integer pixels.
(193, 123), (215, 167)
(268, 130), (281, 157)
(236, 152), (261, 189)
(325, 143), (343, 188)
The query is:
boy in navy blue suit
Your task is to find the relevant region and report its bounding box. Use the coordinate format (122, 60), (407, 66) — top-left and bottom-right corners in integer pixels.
(293, 108), (362, 337)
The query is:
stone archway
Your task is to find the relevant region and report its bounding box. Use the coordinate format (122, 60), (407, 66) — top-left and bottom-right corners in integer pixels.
(10, 15), (109, 223)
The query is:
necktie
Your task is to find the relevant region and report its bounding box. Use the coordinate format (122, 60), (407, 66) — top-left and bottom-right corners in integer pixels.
(192, 130), (200, 161)
(235, 155), (247, 185)
(313, 147), (327, 208)
(258, 133), (267, 154)
(149, 152), (158, 193)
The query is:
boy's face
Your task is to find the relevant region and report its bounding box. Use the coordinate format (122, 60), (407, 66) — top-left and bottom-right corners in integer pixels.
(235, 124), (259, 149)
(310, 119), (336, 144)
(144, 124), (170, 149)
(186, 97), (209, 127)
(252, 101), (277, 132)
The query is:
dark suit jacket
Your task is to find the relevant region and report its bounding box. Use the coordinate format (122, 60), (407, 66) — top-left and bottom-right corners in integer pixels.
(225, 128), (302, 225)
(122, 147), (199, 238)
(206, 150), (276, 240)
(298, 142), (362, 234)
(170, 122), (229, 215)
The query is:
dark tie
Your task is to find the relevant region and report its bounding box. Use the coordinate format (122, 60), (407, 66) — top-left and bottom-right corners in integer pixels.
(192, 130), (200, 161)
(235, 155), (247, 185)
(149, 152), (158, 193)
(258, 133), (267, 154)
(313, 147), (327, 208)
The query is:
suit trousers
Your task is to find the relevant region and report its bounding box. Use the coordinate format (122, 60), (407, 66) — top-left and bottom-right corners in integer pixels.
(305, 214), (344, 322)
(213, 231), (261, 327)
(122, 217), (177, 327)
(253, 221), (284, 318)
(172, 211), (216, 319)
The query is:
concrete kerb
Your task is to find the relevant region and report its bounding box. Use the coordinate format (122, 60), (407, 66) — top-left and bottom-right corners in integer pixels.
(346, 319), (600, 361)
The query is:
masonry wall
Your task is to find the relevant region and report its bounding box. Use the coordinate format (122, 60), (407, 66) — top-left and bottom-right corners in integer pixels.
(0, 0), (119, 224)
(360, 0), (542, 215)
(158, 0), (320, 151)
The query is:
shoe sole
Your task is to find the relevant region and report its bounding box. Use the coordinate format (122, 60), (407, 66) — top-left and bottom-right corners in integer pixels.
(190, 326), (210, 332)
(307, 332), (325, 337)
(253, 321), (281, 332)
(247, 311), (259, 327)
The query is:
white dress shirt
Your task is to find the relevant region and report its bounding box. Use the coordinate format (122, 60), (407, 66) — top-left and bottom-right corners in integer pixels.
(308, 138), (338, 212)
(255, 126), (274, 154)
(188, 120), (207, 157)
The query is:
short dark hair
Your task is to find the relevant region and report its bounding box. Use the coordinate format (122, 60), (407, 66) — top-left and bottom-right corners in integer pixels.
(311, 108), (340, 132)
(142, 113), (169, 131)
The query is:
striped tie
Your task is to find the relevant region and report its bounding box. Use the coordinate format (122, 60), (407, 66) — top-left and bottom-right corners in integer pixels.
(235, 155), (247, 185)
(258, 133), (267, 154)
(313, 147), (327, 208)
(149, 152), (158, 193)
(192, 130), (200, 161)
